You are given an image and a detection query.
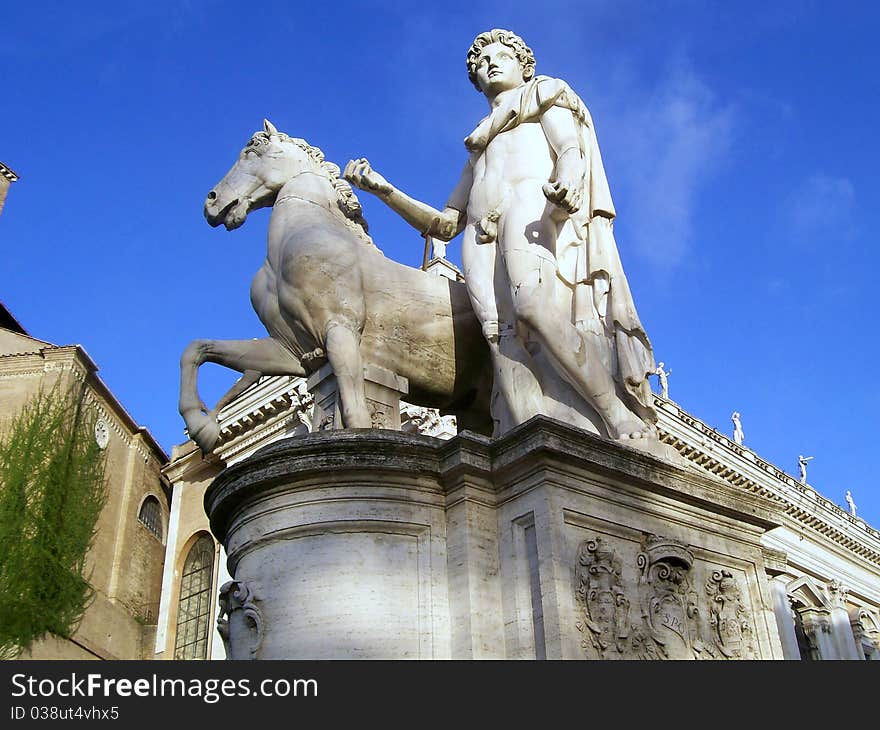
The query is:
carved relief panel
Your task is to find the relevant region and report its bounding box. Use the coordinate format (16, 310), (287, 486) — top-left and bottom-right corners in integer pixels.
(574, 533), (757, 660)
(635, 534), (704, 659)
(574, 538), (630, 659)
(705, 569), (754, 658)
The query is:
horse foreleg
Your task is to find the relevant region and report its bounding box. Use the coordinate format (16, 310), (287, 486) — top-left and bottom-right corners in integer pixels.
(213, 369), (262, 413)
(324, 324), (371, 428)
(179, 337), (306, 452)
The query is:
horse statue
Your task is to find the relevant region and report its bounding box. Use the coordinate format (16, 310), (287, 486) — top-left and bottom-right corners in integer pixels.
(179, 120), (492, 452)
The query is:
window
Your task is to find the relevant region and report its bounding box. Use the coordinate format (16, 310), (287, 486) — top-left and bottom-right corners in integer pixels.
(138, 496), (162, 540)
(173, 534), (215, 660)
(792, 611), (817, 660)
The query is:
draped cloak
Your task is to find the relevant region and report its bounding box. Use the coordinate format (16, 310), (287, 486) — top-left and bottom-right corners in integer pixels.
(462, 75), (657, 422)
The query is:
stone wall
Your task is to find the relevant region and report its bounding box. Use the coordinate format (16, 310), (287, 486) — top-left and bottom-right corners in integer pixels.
(206, 419), (784, 659)
(0, 339), (168, 659)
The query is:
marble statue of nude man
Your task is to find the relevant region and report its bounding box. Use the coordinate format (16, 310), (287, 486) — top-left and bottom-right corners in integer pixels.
(344, 29), (657, 440)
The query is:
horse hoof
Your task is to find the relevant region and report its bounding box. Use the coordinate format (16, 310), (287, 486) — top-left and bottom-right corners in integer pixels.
(188, 416), (221, 453)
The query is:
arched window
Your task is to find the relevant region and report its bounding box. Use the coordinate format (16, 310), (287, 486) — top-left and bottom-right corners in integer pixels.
(173, 534), (215, 660)
(137, 495), (163, 540)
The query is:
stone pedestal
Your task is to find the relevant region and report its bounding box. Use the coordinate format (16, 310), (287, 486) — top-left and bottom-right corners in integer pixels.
(205, 416), (785, 660)
(306, 362), (408, 431)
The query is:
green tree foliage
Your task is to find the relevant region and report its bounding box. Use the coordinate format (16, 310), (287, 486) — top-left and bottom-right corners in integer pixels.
(0, 381), (107, 659)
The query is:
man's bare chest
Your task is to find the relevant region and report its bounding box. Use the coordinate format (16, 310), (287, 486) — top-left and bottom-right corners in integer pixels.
(472, 122), (555, 183)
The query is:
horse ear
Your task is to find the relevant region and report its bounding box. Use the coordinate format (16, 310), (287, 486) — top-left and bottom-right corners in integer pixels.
(263, 119), (278, 136)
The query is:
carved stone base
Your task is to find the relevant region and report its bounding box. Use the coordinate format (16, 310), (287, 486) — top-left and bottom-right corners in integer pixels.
(306, 362), (409, 431)
(205, 416), (786, 659)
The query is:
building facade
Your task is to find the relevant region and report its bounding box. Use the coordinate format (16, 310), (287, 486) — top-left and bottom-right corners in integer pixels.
(157, 370), (880, 660)
(153, 375), (456, 660)
(0, 161), (18, 218)
(0, 303), (169, 660)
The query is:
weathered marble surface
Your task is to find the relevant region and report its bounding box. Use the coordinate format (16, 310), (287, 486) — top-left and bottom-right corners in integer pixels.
(181, 29), (676, 470)
(179, 121), (492, 453)
(345, 29), (658, 444)
(206, 416), (784, 659)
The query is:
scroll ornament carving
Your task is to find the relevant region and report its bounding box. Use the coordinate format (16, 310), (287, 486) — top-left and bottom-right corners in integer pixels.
(401, 404), (458, 437)
(573, 534), (764, 660)
(368, 401), (395, 429)
(316, 412), (335, 431)
(217, 580), (264, 660)
(635, 534), (710, 660)
(289, 381), (314, 430)
(575, 538), (630, 658)
(827, 579), (849, 609)
(799, 610), (830, 659)
(801, 612), (831, 639)
(705, 570), (754, 659)
(402, 404), (441, 432)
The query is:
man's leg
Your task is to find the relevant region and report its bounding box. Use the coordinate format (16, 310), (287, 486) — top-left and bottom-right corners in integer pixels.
(461, 227), (543, 433)
(499, 207), (649, 439)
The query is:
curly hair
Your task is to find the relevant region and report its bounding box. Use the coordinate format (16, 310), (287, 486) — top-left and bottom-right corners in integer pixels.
(466, 29), (536, 92)
(249, 131), (373, 246)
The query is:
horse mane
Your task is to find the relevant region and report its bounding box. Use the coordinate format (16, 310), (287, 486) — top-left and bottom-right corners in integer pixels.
(254, 131), (375, 248)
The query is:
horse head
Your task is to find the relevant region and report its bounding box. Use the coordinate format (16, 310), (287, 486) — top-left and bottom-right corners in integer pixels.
(204, 119), (313, 230)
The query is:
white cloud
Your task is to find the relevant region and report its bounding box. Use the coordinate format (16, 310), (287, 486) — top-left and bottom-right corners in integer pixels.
(596, 59), (735, 271)
(784, 174), (857, 244)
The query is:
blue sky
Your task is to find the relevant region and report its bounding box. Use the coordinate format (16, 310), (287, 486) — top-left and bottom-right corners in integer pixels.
(2, 1), (879, 528)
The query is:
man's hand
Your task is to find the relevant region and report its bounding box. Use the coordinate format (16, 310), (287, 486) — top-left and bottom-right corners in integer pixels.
(343, 158), (393, 198)
(542, 179), (583, 214)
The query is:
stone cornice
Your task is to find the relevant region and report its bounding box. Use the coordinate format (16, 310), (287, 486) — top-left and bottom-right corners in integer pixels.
(170, 373), (880, 569)
(654, 396), (880, 566)
(205, 418), (782, 548)
(216, 380), (307, 457)
(445, 415), (780, 531)
(205, 429), (444, 538)
(0, 301), (29, 336)
(0, 345), (167, 464)
(161, 442), (223, 485)
(0, 162), (19, 182)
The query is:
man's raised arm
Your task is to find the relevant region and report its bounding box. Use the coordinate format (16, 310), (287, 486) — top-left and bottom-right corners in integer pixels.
(343, 157), (468, 241)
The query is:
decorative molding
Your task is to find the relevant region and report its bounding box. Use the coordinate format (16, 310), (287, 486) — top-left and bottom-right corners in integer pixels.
(800, 609), (832, 638)
(212, 378), (315, 463)
(0, 161), (19, 182)
(573, 533), (761, 660)
(786, 575), (830, 610)
(827, 579), (849, 609)
(216, 580), (264, 660)
(705, 569), (754, 659)
(655, 396), (880, 564)
(635, 534), (708, 660)
(574, 538), (630, 659)
(760, 547), (789, 576)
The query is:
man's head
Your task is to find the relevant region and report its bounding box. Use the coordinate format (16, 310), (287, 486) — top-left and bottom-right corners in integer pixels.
(466, 29), (535, 92)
